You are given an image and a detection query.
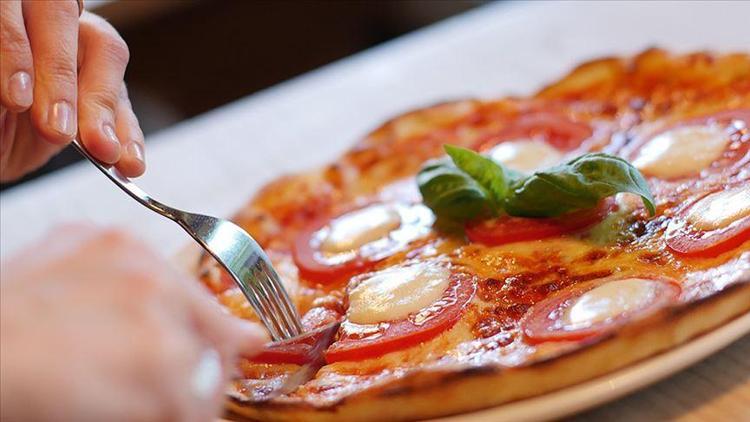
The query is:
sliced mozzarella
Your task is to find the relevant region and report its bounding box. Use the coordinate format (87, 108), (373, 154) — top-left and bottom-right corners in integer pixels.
(563, 278), (658, 329)
(347, 264), (450, 324)
(320, 205), (401, 253)
(632, 125), (729, 178)
(686, 185), (750, 231)
(488, 139), (563, 173)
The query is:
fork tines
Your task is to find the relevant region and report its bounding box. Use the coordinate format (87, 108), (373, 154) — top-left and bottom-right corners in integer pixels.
(251, 259), (304, 340)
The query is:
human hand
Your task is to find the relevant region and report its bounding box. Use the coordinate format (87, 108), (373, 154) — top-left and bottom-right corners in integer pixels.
(0, 225), (266, 421)
(0, 1), (145, 182)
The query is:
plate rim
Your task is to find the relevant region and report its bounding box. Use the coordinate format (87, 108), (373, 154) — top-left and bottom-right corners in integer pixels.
(434, 310), (750, 422)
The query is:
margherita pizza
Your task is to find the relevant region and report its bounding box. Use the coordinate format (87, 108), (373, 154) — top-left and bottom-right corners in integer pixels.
(190, 49), (750, 421)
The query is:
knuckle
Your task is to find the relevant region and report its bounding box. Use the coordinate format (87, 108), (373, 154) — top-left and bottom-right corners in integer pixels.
(83, 88), (120, 112)
(82, 16), (130, 65)
(101, 35), (130, 65)
(37, 55), (77, 85)
(0, 26), (31, 60)
(48, 0), (80, 20)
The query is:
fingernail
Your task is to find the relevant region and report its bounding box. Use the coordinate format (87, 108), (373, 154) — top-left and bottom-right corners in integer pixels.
(101, 124), (122, 161)
(8, 72), (32, 108)
(48, 101), (75, 137)
(102, 123), (120, 146)
(126, 140), (144, 163)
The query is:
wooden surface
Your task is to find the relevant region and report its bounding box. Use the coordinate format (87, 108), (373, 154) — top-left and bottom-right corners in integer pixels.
(1, 1), (748, 420)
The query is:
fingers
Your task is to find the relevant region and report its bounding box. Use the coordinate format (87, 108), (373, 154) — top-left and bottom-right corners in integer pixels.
(23, 0), (79, 144)
(156, 327), (226, 422)
(0, 1), (34, 111)
(114, 85), (145, 176)
(183, 348), (225, 422)
(77, 12), (130, 164)
(179, 271), (268, 357)
(3, 4), (143, 174)
(0, 111), (68, 183)
(145, 268), (264, 421)
(219, 316), (269, 357)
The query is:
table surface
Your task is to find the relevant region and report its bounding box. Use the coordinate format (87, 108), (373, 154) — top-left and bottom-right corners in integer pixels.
(1, 1), (748, 420)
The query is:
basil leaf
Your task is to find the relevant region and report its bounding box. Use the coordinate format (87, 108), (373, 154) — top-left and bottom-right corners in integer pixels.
(417, 158), (493, 221)
(444, 145), (509, 203)
(504, 153), (656, 217)
(417, 145), (655, 224)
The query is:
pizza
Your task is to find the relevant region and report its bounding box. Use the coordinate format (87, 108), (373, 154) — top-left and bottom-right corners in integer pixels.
(190, 49), (750, 421)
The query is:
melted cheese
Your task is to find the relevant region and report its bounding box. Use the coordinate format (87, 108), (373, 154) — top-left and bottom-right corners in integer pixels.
(632, 125), (729, 178)
(488, 140), (563, 172)
(563, 279), (657, 328)
(320, 205), (401, 253)
(686, 185), (750, 231)
(347, 264), (450, 324)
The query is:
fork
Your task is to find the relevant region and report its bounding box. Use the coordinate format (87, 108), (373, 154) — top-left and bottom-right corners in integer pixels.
(71, 139), (303, 341)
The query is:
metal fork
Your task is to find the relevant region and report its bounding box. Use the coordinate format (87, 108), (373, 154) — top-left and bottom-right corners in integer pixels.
(71, 139), (303, 341)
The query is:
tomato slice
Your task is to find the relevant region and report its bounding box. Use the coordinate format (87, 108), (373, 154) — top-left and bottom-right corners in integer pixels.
(666, 186), (750, 258)
(324, 271), (476, 362)
(522, 277), (680, 344)
(465, 199), (614, 246)
(292, 203), (434, 284)
(250, 332), (324, 365)
(293, 217), (375, 284)
(476, 111), (593, 152)
(250, 309), (342, 365)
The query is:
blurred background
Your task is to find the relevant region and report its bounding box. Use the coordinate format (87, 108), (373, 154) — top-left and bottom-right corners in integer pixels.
(1, 0), (483, 190)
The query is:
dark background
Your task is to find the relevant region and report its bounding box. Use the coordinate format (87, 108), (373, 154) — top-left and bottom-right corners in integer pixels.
(2, 0), (483, 190)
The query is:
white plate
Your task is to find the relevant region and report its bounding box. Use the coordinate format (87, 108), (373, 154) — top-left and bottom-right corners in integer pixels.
(436, 311), (750, 422)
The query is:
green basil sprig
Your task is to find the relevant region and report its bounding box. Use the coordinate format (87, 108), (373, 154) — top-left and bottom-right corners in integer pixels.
(418, 145), (655, 221)
(416, 158), (493, 221)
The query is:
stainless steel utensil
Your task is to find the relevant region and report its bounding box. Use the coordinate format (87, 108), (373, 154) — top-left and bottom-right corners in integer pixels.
(271, 321), (340, 396)
(226, 321), (341, 403)
(71, 139), (303, 341)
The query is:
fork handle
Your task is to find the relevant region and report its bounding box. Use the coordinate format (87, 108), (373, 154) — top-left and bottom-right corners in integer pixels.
(72, 139), (304, 340)
(71, 139), (182, 221)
